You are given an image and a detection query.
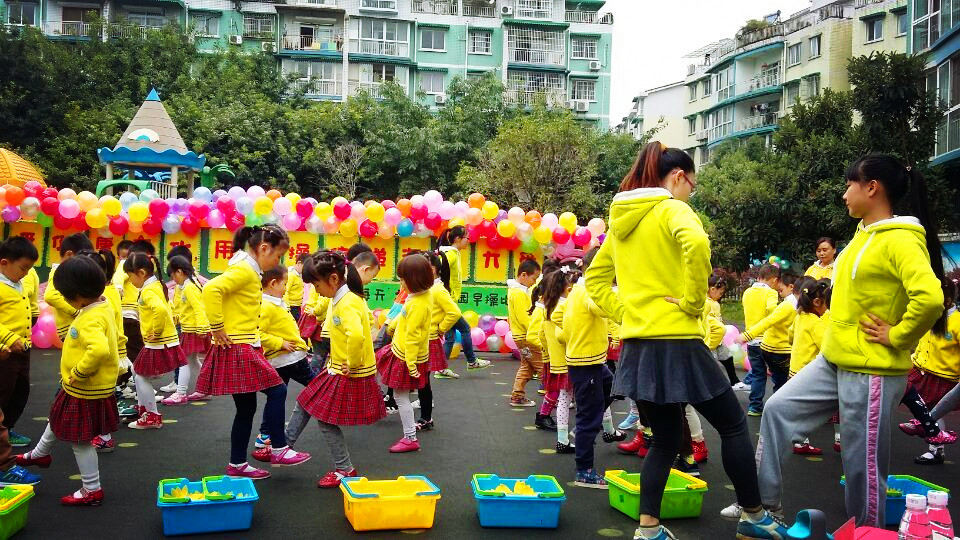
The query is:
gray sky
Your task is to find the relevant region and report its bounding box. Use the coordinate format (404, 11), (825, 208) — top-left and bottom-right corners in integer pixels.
(606, 0), (812, 127)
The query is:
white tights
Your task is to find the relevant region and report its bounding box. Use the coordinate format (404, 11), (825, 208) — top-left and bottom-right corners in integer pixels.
(685, 404), (704, 442)
(393, 391), (417, 440)
(556, 390), (571, 445)
(135, 374), (161, 414)
(30, 423), (101, 491)
(175, 354), (202, 395)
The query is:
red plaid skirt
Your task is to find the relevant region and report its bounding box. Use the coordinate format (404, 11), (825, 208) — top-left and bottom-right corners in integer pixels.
(49, 391), (119, 443)
(376, 345), (429, 391)
(134, 345), (188, 378)
(428, 338), (447, 372)
(608, 342), (621, 362)
(908, 368), (958, 409)
(197, 344), (283, 395)
(297, 371), (386, 426)
(180, 332), (211, 355)
(544, 367), (572, 394)
(298, 313), (320, 341)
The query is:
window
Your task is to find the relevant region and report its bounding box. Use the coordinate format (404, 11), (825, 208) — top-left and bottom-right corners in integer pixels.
(469, 29), (491, 54)
(809, 35), (821, 58)
(787, 43), (802, 66)
(191, 13), (219, 36)
(688, 118), (696, 135)
(571, 37), (598, 59)
(420, 28), (446, 51)
(701, 78), (712, 97)
(786, 82), (800, 104)
(420, 72), (445, 94)
(801, 74), (820, 99)
(572, 79), (596, 101)
(689, 84), (698, 102)
(358, 19), (408, 56)
(898, 12), (909, 36)
(952, 55), (960, 107)
(516, 0), (552, 19)
(126, 11), (166, 28)
(506, 70), (565, 106)
(507, 27), (565, 65)
(361, 0), (396, 8)
(715, 66), (734, 100)
(865, 18), (883, 43)
(243, 15), (274, 38)
(5, 3), (36, 26)
(62, 7), (97, 22)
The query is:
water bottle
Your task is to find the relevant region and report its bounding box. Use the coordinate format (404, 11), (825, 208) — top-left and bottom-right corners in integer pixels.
(927, 490), (954, 540)
(899, 493), (932, 540)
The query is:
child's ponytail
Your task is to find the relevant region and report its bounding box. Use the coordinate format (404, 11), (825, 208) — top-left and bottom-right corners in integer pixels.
(167, 255), (203, 291)
(931, 277), (957, 337)
(795, 277), (831, 315)
(908, 167), (946, 280)
(620, 141), (695, 192)
(439, 226), (466, 247)
(303, 250), (363, 297)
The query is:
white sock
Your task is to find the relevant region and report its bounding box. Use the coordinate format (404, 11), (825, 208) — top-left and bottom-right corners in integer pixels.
(99, 433), (112, 442)
(176, 362), (192, 395)
(135, 374), (159, 414)
(394, 391), (417, 440)
(602, 407), (615, 434)
(72, 443), (101, 491)
(557, 390), (571, 445)
(30, 424), (57, 458)
(685, 404), (704, 442)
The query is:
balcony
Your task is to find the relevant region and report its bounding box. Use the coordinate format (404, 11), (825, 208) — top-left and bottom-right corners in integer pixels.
(934, 109), (960, 159)
(708, 123), (732, 142)
(350, 38), (409, 57)
(110, 24), (165, 39)
(736, 111), (782, 132)
(348, 81), (408, 99)
(412, 0), (458, 15)
(854, 0), (886, 7)
(463, 3), (495, 17)
(282, 30), (343, 52)
(44, 21), (95, 37)
(746, 66), (781, 92)
(504, 88), (566, 108)
(564, 11), (613, 24)
(287, 0), (338, 5)
(508, 49), (565, 66)
(784, 4), (850, 34)
(515, 0), (552, 19)
(359, 0), (397, 12)
(292, 78), (343, 96)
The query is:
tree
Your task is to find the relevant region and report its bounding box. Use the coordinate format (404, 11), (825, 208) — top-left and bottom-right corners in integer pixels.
(314, 143), (363, 200)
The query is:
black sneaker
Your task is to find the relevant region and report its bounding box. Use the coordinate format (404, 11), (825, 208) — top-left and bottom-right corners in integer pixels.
(555, 441), (575, 454)
(415, 418), (434, 431)
(602, 429), (627, 443)
(914, 448), (945, 465)
(673, 456), (701, 477)
(535, 413), (557, 432)
(384, 395), (398, 415)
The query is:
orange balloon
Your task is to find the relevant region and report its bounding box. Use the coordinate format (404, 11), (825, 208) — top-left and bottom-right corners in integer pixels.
(265, 189), (282, 201)
(525, 210), (542, 228)
(4, 185), (25, 206)
(467, 192), (486, 209)
(396, 198), (412, 217)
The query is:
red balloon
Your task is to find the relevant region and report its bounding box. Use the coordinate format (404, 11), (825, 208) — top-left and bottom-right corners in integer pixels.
(467, 226), (481, 243)
(40, 197), (59, 216)
(552, 227), (571, 245)
(53, 213), (72, 230)
(359, 219), (378, 238)
(225, 213), (245, 232)
(22, 181), (43, 198)
(333, 201), (351, 220)
(71, 211), (88, 231)
(108, 216), (129, 236)
(424, 212), (442, 230)
(142, 217), (162, 236)
(381, 200), (397, 210)
(41, 187), (59, 200)
(573, 227), (592, 247)
(477, 220), (496, 238)
(487, 234), (503, 249)
(180, 216), (200, 237)
(295, 199), (313, 219)
(409, 203), (428, 222)
(216, 196), (236, 215)
(189, 201), (210, 220)
(506, 236), (521, 251)
(148, 198), (170, 219)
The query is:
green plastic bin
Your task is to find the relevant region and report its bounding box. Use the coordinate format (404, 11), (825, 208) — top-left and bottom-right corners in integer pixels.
(0, 485), (34, 540)
(605, 469), (707, 521)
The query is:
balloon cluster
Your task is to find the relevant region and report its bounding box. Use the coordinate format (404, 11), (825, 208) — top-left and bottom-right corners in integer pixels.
(4, 182), (606, 250)
(750, 255), (791, 270)
(722, 325), (748, 371)
(466, 310), (518, 353)
(31, 301), (61, 350)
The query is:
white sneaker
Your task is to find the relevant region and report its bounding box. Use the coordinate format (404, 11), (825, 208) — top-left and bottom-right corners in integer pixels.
(720, 502), (742, 521)
(732, 382), (749, 392)
(467, 359), (492, 370)
(159, 382), (178, 393)
(412, 400), (420, 409)
(121, 388), (137, 399)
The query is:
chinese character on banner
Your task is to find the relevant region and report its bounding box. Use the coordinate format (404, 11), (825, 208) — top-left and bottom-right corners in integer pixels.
(485, 293), (499, 307)
(473, 239), (508, 283)
(206, 228), (235, 274)
(285, 232), (318, 264)
(472, 292), (484, 307)
(8, 222), (45, 267)
(323, 234), (353, 258)
(374, 288), (386, 302)
(46, 233), (65, 266)
(163, 232), (200, 268)
(364, 236), (397, 280)
(514, 248), (544, 276)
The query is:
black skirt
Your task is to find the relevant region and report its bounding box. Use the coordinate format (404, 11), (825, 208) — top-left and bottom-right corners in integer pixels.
(614, 338), (731, 404)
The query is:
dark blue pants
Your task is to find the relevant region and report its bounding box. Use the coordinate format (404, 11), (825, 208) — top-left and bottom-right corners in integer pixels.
(231, 384), (287, 464)
(569, 364), (615, 472)
(290, 306), (301, 323)
(259, 359), (315, 436)
(748, 347), (789, 411)
(443, 317), (476, 364)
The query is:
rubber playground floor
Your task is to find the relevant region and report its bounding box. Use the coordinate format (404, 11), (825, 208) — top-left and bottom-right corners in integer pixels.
(10, 349), (960, 539)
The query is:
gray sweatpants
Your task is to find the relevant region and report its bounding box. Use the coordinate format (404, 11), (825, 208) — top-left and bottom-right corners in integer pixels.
(318, 421), (353, 471)
(930, 381), (960, 420)
(756, 355), (906, 527)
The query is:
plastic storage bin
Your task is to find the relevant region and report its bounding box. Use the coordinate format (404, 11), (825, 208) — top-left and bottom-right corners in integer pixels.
(839, 474), (949, 526)
(471, 474), (566, 528)
(0, 485), (33, 540)
(156, 475), (259, 536)
(605, 469), (708, 521)
(340, 475), (441, 532)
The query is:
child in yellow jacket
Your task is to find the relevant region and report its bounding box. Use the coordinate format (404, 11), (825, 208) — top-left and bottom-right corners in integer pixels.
(285, 254), (307, 321)
(527, 263), (562, 432)
(438, 226), (487, 368)
(789, 276), (831, 455)
(538, 268), (578, 452)
(0, 237), (39, 448)
(45, 233), (93, 341)
(508, 259), (542, 407)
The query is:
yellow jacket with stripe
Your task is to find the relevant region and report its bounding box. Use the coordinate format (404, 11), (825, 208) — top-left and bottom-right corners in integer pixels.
(258, 295), (308, 363)
(742, 296), (797, 354)
(911, 307), (960, 381)
(113, 263), (139, 318)
(137, 277), (178, 347)
(741, 283), (779, 344)
(527, 304), (544, 350)
(390, 290), (433, 372)
(541, 299), (568, 373)
(0, 278), (31, 349)
(24, 267), (39, 318)
(790, 311), (827, 376)
(103, 285), (127, 359)
(440, 246), (464, 304)
(203, 253), (262, 345)
(177, 280), (209, 334)
(553, 280), (609, 366)
(44, 264), (79, 340)
(285, 267), (304, 307)
(507, 280), (532, 342)
(60, 300), (119, 400)
(326, 287), (377, 378)
(430, 281), (461, 340)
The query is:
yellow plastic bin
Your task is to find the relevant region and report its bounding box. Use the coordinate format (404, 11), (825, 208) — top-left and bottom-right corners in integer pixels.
(339, 476), (441, 531)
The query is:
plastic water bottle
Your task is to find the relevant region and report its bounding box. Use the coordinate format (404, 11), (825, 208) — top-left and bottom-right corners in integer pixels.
(927, 490), (954, 540)
(899, 494), (932, 540)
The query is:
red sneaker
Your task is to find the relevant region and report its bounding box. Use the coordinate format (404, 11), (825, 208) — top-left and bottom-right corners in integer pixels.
(15, 452), (52, 468)
(692, 440), (709, 463)
(225, 463), (271, 480)
(317, 468), (358, 488)
(389, 437), (420, 453)
(251, 447), (272, 463)
(899, 419), (926, 437)
(833, 442), (841, 453)
(61, 488), (104, 506)
(925, 430), (958, 445)
(617, 431), (645, 454)
(91, 436), (115, 453)
(792, 442), (823, 455)
(270, 447), (311, 467)
(127, 411), (162, 430)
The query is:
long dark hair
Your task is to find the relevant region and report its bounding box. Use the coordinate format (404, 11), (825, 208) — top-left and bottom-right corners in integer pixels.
(620, 141), (696, 192)
(422, 250), (451, 292)
(75, 249), (116, 280)
(845, 154), (945, 279)
(795, 277), (831, 315)
(542, 270), (577, 319)
(529, 258), (562, 315)
(303, 250), (364, 297)
(123, 251), (166, 301)
(232, 225), (289, 254)
(439, 225), (467, 247)
(931, 277), (958, 337)
(167, 255), (203, 292)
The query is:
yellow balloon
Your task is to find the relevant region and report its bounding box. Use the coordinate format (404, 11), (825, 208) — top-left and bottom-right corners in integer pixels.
(254, 196), (274, 216)
(559, 212), (578, 233)
(128, 202), (148, 223)
(286, 193), (301, 205)
(366, 202), (385, 223)
(77, 191), (98, 212)
(448, 217), (465, 228)
(481, 201), (499, 220)
(448, 343), (462, 361)
(100, 196), (121, 217)
(315, 202), (332, 220)
(533, 226), (552, 244)
(462, 310), (480, 328)
(85, 208), (107, 229)
(496, 219), (516, 238)
(377, 310), (387, 326)
(338, 218), (358, 237)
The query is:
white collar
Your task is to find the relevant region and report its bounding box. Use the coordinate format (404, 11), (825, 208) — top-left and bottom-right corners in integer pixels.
(612, 187), (672, 202)
(229, 251), (262, 275)
(332, 284), (350, 306)
(51, 262), (59, 271)
(0, 272), (22, 293)
(142, 275), (159, 288)
(507, 279), (528, 293)
(262, 293), (284, 307)
(438, 246), (457, 253)
(535, 302), (545, 309)
(751, 282), (771, 290)
(815, 260), (834, 269)
(288, 266), (300, 276)
(863, 215), (922, 230)
(79, 298), (107, 313)
(576, 277), (585, 286)
(433, 278), (443, 286)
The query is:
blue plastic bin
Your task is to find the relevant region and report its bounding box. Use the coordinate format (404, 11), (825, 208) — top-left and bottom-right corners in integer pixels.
(471, 474), (566, 528)
(156, 475), (259, 536)
(840, 474), (949, 526)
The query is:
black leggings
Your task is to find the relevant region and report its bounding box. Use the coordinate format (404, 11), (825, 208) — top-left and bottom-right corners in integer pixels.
(720, 356), (741, 385)
(418, 380), (433, 421)
(639, 389), (760, 518)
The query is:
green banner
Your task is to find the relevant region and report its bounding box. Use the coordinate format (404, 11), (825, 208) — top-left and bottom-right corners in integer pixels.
(365, 282), (508, 317)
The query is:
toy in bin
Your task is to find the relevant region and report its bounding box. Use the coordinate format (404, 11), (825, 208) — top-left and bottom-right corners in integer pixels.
(156, 475), (259, 536)
(0, 485), (34, 540)
(471, 474), (566, 529)
(339, 475), (441, 532)
(840, 474), (949, 526)
(605, 469), (707, 521)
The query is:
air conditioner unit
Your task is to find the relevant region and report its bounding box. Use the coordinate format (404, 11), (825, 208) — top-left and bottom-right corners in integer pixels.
(687, 64), (696, 76)
(229, 35), (243, 45)
(589, 60), (601, 71)
(696, 130), (708, 142)
(261, 42), (276, 53)
(563, 100), (575, 110)
(434, 94), (447, 105)
(500, 6), (513, 16)
(574, 101), (589, 112)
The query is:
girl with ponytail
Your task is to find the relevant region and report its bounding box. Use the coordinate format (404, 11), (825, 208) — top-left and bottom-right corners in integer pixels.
(163, 255), (210, 404)
(438, 226), (490, 371)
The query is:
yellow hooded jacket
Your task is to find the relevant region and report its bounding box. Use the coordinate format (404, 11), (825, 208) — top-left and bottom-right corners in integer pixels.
(507, 280), (533, 342)
(911, 307), (960, 381)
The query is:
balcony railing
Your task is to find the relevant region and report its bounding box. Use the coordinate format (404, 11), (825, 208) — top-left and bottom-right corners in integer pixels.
(507, 49), (565, 66)
(360, 0), (397, 9)
(737, 111), (782, 132)
(708, 123), (732, 142)
(935, 109), (960, 157)
(293, 79), (343, 96)
(243, 28), (276, 39)
(110, 24), (165, 39)
(348, 81), (408, 99)
(349, 38), (408, 57)
(564, 10), (613, 24)
(784, 4), (850, 34)
(281, 31), (343, 51)
(289, 0), (337, 5)
(515, 1), (552, 19)
(44, 20), (94, 36)
(463, 3), (495, 17)
(504, 89), (566, 108)
(854, 0), (886, 7)
(747, 68), (781, 92)
(736, 24), (784, 49)
(412, 0), (458, 15)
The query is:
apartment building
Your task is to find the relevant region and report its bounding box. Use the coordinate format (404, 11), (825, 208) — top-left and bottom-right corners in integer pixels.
(614, 81), (687, 144)
(0, 0), (613, 126)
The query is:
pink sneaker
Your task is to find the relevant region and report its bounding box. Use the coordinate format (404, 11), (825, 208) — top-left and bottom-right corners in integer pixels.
(389, 437), (420, 453)
(186, 392), (209, 401)
(225, 462), (271, 480)
(270, 446), (311, 467)
(162, 393), (188, 406)
(926, 430), (958, 445)
(899, 419), (926, 437)
(251, 447), (272, 463)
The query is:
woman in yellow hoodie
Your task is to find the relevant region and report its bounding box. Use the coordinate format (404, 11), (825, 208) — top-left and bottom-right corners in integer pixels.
(755, 154), (945, 528)
(585, 142), (783, 540)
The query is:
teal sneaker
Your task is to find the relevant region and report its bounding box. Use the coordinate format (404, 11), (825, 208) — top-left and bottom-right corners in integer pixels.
(618, 413), (641, 430)
(633, 525), (678, 540)
(7, 431), (30, 447)
(736, 510), (789, 539)
(0, 465), (41, 485)
(747, 408), (763, 417)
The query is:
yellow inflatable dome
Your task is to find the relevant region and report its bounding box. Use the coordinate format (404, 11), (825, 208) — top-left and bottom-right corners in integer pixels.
(0, 148), (45, 187)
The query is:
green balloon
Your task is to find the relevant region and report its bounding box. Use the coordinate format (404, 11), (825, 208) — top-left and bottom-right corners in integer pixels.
(520, 236), (539, 253)
(37, 214), (53, 227)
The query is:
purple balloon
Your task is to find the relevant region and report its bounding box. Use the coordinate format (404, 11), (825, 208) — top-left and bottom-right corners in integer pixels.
(1, 206), (21, 223)
(212, 189), (228, 200)
(493, 209), (508, 224)
(478, 314), (497, 334)
(598, 233), (606, 244)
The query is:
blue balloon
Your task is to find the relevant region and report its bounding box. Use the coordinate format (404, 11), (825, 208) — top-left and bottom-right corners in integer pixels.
(397, 218), (414, 238)
(193, 186), (213, 203)
(119, 191), (139, 211)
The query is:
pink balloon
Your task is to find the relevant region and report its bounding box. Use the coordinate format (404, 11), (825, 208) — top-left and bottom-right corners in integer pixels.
(333, 201), (351, 220)
(359, 219), (378, 238)
(572, 227), (592, 247)
(281, 213), (302, 231)
(189, 201), (210, 220)
(470, 327), (487, 347)
(148, 198), (170, 219)
(31, 327), (52, 349)
(216, 195), (236, 215)
(424, 212), (442, 230)
(296, 199), (314, 218)
(552, 227), (571, 245)
(206, 209), (226, 228)
(37, 314), (56, 336)
(384, 207), (403, 226)
(494, 319), (510, 337)
(504, 332), (517, 350)
(409, 202), (428, 222)
(722, 325), (740, 347)
(323, 216), (340, 234)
